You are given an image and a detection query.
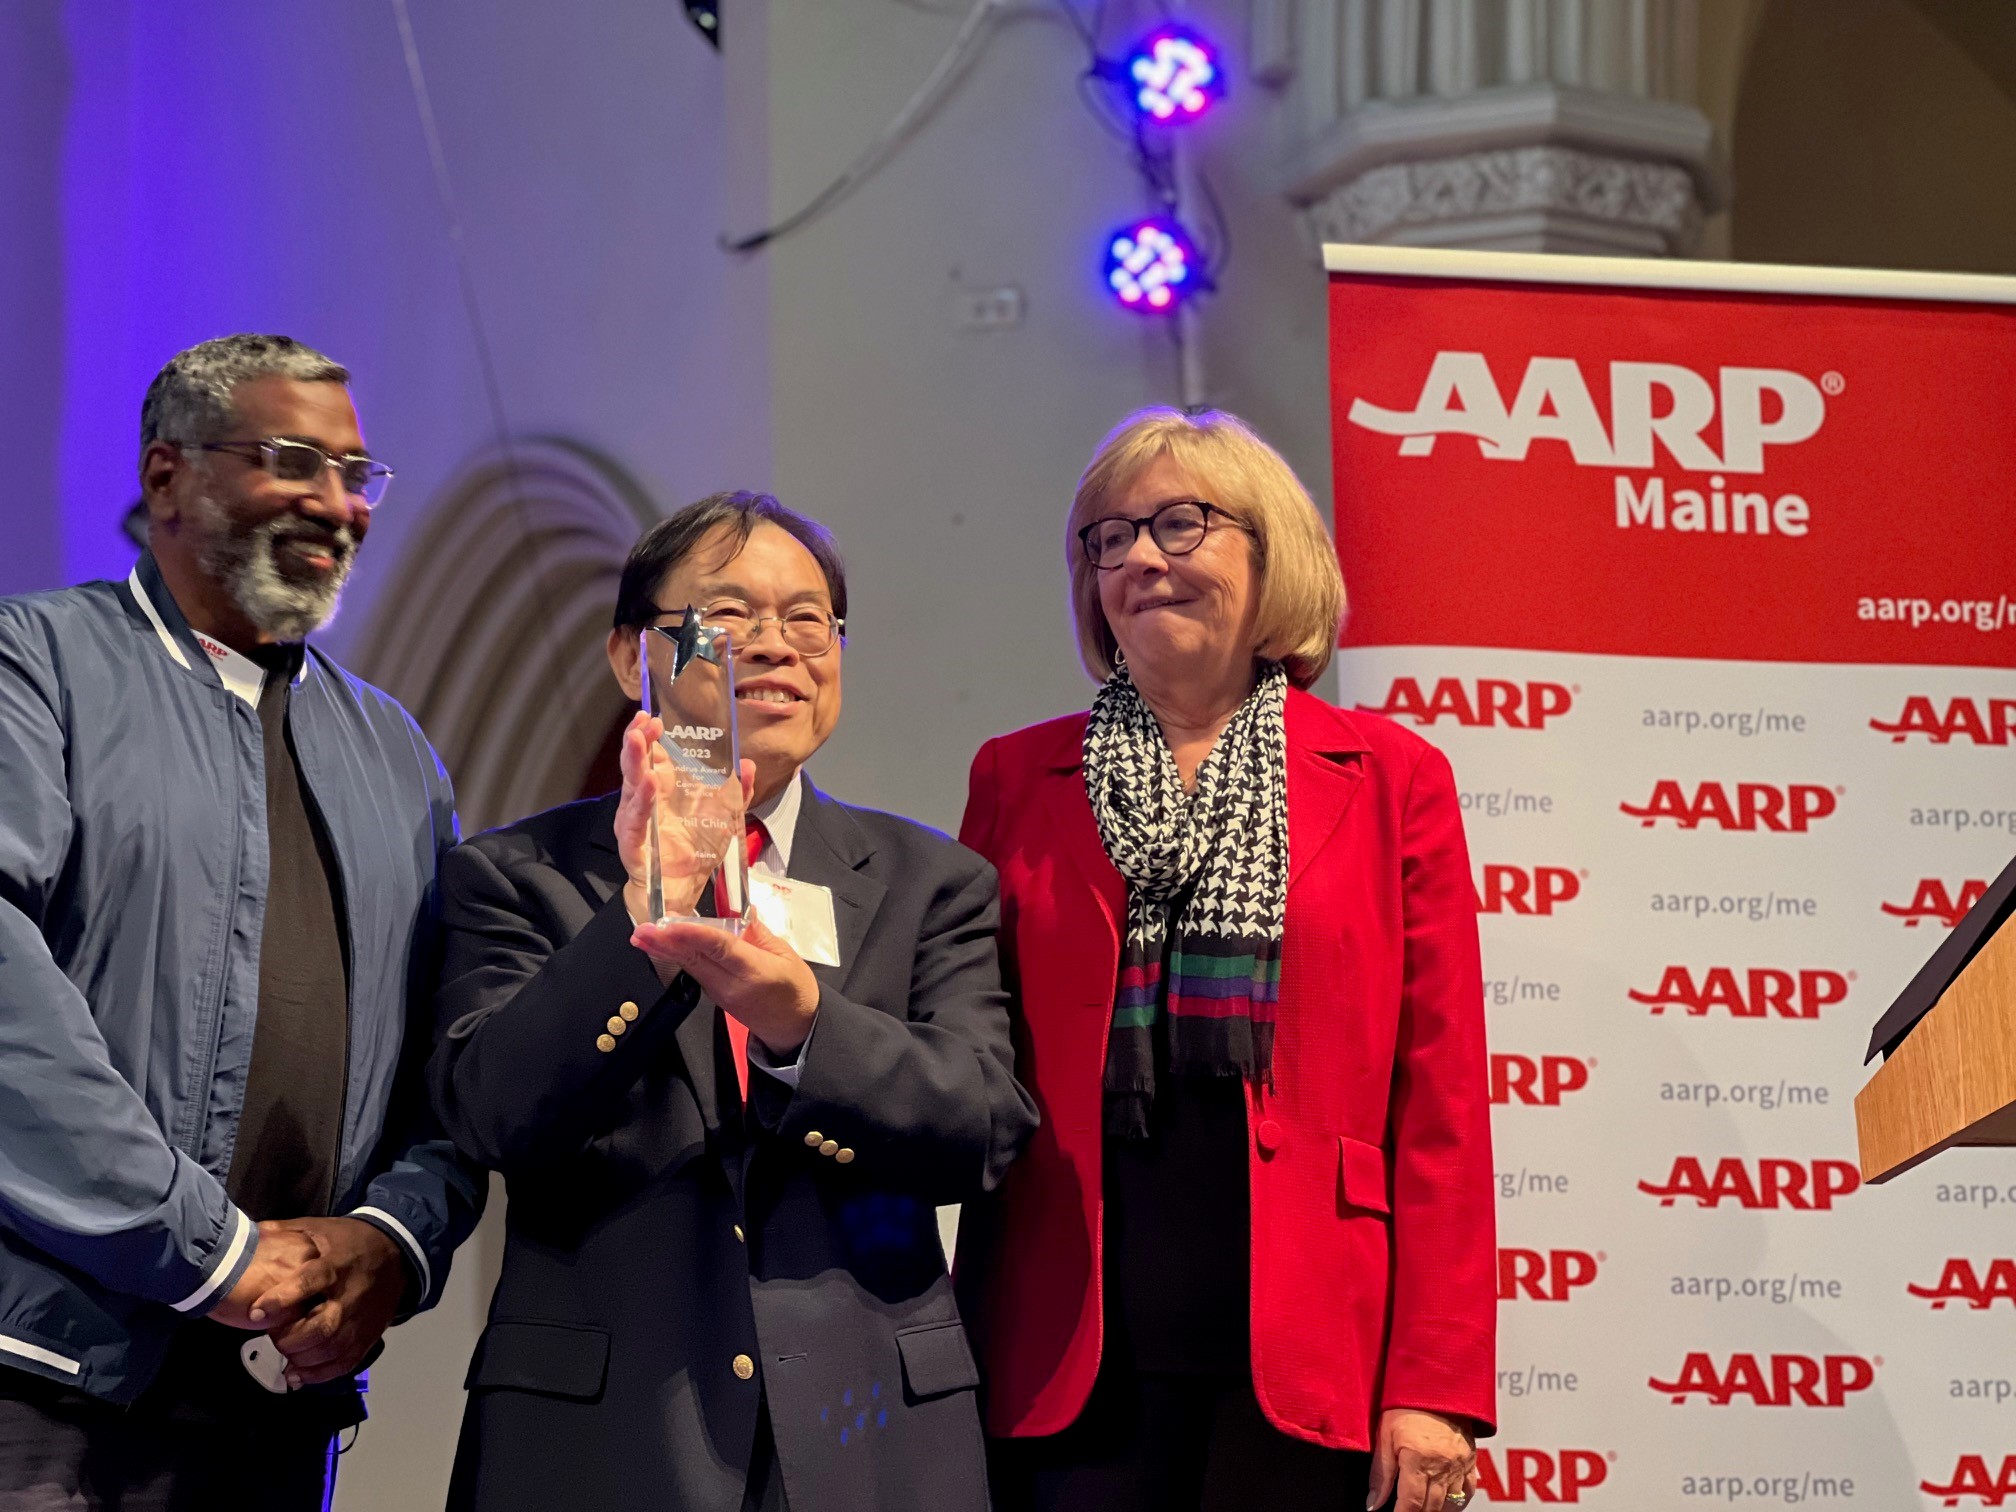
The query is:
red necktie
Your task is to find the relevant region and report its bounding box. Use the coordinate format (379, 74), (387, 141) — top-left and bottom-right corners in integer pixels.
(721, 817), (769, 1102)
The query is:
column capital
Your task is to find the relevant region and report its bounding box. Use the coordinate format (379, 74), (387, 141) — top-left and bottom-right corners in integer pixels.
(1289, 85), (1719, 256)
(1271, 4), (1720, 257)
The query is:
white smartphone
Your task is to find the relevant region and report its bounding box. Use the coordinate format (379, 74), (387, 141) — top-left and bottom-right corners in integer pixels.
(239, 1334), (291, 1394)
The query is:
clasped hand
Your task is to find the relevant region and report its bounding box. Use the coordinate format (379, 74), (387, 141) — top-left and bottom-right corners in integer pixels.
(1368, 1407), (1478, 1511)
(614, 712), (818, 1055)
(207, 1216), (407, 1388)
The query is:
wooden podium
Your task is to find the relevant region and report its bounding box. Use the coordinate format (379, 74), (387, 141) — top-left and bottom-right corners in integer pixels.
(1858, 852), (2016, 1183)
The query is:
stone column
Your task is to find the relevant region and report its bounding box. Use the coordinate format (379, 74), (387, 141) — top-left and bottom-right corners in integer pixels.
(1259, 0), (1720, 256)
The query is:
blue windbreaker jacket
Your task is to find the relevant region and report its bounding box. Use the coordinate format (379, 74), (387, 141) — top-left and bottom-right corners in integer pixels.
(0, 551), (484, 1401)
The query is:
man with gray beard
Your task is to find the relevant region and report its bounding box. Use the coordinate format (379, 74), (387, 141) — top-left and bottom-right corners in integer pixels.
(0, 335), (482, 1509)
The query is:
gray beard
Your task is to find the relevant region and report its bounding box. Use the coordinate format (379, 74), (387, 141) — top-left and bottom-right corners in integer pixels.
(185, 492), (358, 643)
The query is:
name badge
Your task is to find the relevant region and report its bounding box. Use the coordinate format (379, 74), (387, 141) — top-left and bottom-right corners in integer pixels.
(748, 872), (841, 966)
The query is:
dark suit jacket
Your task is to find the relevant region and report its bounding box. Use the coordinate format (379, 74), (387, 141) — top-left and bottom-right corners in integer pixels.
(429, 783), (1037, 1512)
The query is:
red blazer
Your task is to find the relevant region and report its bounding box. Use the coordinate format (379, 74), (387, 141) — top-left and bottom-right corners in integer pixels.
(955, 688), (1496, 1451)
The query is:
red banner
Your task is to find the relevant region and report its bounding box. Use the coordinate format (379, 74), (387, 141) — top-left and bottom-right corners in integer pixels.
(1328, 246), (2016, 1509)
(1330, 262), (2016, 665)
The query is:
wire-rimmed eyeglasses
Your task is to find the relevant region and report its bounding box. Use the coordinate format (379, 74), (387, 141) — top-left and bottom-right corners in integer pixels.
(187, 438), (394, 507)
(651, 599), (845, 658)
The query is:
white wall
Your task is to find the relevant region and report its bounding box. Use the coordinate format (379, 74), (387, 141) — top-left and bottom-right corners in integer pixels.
(760, 0), (1337, 834)
(40, 0), (768, 634)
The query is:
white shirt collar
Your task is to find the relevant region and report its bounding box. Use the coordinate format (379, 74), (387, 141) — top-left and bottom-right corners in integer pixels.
(749, 769), (804, 876)
(191, 630), (266, 708)
(127, 564), (305, 706)
(127, 566), (192, 671)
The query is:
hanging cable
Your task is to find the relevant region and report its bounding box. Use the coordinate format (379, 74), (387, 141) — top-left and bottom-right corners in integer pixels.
(390, 0), (566, 630)
(722, 0), (1014, 253)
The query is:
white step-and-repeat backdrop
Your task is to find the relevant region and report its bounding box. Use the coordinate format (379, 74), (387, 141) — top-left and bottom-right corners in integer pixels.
(1326, 247), (2016, 1509)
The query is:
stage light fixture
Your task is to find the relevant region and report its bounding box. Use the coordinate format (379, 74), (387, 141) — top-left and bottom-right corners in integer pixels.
(1127, 28), (1222, 122)
(684, 0), (720, 49)
(1105, 218), (1200, 314)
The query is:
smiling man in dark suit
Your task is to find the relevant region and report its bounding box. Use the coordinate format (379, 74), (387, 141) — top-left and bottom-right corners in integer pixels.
(429, 491), (1037, 1512)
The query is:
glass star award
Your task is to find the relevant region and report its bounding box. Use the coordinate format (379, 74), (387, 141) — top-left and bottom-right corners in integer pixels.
(639, 611), (748, 930)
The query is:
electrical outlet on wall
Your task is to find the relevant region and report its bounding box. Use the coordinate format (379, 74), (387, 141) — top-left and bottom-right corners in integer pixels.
(955, 286), (1025, 331)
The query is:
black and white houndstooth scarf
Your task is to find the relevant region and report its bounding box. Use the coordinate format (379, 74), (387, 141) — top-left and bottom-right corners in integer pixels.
(1083, 662), (1290, 1139)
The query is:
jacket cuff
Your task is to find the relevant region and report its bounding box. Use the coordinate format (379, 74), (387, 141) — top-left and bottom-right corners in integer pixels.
(763, 987), (917, 1173)
(1379, 1321), (1499, 1438)
(431, 886), (702, 1176)
(747, 1015), (814, 1088)
(348, 1206), (429, 1315)
(173, 1205), (257, 1316)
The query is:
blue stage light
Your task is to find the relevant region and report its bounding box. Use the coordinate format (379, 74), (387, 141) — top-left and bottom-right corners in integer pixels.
(1127, 29), (1223, 122)
(1105, 219), (1200, 313)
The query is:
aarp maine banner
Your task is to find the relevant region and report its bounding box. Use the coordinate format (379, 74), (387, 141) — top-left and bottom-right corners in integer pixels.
(1326, 246), (2016, 1510)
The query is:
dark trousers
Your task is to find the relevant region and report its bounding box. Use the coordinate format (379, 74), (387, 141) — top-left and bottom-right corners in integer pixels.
(0, 1325), (358, 1512)
(988, 1364), (1374, 1512)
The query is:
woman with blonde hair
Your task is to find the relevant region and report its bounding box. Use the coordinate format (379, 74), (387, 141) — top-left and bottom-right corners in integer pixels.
(957, 408), (1495, 1511)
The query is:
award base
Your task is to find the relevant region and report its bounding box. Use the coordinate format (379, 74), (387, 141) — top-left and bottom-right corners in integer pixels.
(651, 910), (747, 936)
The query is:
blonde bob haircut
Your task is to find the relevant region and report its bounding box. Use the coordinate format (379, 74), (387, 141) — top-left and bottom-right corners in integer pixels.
(1066, 407), (1346, 690)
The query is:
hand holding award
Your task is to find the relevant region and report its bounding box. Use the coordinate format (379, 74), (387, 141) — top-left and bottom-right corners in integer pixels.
(617, 610), (818, 1049)
(616, 611), (752, 931)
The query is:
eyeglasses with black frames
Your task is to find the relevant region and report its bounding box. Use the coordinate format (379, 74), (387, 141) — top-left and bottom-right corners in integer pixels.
(188, 438), (394, 508)
(1077, 499), (1248, 570)
(650, 599), (845, 658)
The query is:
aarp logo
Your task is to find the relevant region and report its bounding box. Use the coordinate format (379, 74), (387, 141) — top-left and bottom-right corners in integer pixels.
(1475, 864), (1582, 916)
(1926, 1455), (2016, 1506)
(1620, 781), (1838, 832)
(1650, 1352), (1875, 1407)
(1475, 1447), (1611, 1503)
(1882, 878), (1987, 928)
(1498, 1248), (1600, 1303)
(1489, 1054), (1590, 1107)
(1909, 1259), (2016, 1310)
(1638, 1156), (1859, 1210)
(1628, 965), (1848, 1019)
(1357, 676), (1572, 730)
(1346, 353), (1825, 473)
(1872, 696), (2016, 745)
